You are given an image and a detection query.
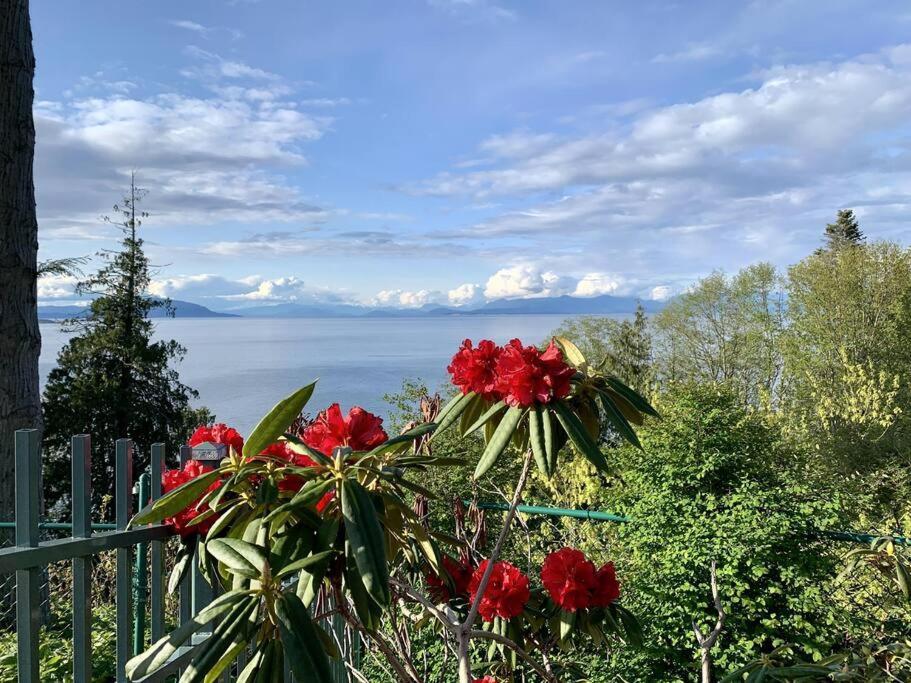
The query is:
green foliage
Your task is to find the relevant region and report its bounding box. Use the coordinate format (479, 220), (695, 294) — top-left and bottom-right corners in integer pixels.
(0, 603), (118, 682)
(823, 208), (865, 250)
(42, 178), (210, 516)
(652, 263), (786, 407)
(544, 385), (844, 681)
(554, 305), (653, 394)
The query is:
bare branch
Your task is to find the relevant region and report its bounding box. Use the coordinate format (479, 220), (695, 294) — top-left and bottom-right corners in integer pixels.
(692, 561), (726, 683)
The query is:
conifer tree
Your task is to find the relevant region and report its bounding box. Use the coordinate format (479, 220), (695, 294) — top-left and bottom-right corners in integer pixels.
(42, 175), (210, 516)
(824, 209), (865, 249)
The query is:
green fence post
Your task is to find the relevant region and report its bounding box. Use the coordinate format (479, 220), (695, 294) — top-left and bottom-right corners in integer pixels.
(72, 434), (93, 683)
(149, 443), (165, 643)
(116, 439), (134, 682)
(15, 429), (40, 683)
(133, 472), (150, 656)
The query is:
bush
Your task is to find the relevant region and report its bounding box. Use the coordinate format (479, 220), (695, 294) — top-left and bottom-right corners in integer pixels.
(542, 384), (846, 681)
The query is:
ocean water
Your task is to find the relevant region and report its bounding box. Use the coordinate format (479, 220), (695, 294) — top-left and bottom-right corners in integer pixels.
(38, 315), (602, 435)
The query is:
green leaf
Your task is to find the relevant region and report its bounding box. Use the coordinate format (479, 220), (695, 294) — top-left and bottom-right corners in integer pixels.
(208, 538), (268, 579)
(604, 376), (659, 417)
(554, 336), (588, 370)
(297, 516), (339, 607)
(126, 590), (251, 679)
(341, 480), (390, 606)
(180, 595), (258, 683)
(542, 406), (557, 473)
(459, 393), (488, 435)
(282, 432), (333, 466)
(552, 401), (611, 472)
(528, 406), (550, 477)
(559, 609), (576, 640)
(433, 391), (475, 437)
(369, 422), (438, 454)
(463, 400), (508, 436)
(473, 406), (525, 479)
(275, 592), (335, 683)
(131, 469), (222, 526)
(597, 390), (643, 450)
(167, 540), (195, 594)
(243, 381), (317, 459)
(344, 549), (383, 630)
(276, 550), (335, 579)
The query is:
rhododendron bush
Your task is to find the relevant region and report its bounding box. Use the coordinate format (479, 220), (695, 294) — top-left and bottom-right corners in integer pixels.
(127, 337), (653, 683)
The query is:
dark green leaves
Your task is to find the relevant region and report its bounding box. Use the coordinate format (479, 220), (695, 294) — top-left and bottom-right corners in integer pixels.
(275, 593), (335, 683)
(243, 381), (317, 459)
(474, 405), (525, 479)
(208, 538), (269, 580)
(553, 400), (611, 472)
(132, 469), (222, 526)
(341, 480), (390, 606)
(528, 406), (550, 477)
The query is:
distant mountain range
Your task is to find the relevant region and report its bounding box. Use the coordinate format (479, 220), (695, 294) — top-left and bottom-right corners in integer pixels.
(38, 293), (663, 321)
(232, 294), (663, 318)
(38, 299), (238, 321)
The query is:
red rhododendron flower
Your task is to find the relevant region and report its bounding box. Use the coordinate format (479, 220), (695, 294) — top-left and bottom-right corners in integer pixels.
(541, 547), (597, 611)
(426, 555), (474, 603)
(302, 404), (387, 454)
(473, 678), (498, 683)
(161, 460), (220, 537)
(590, 561), (621, 607)
(447, 339), (502, 401)
(494, 339), (575, 407)
(258, 441), (333, 512)
(468, 560), (530, 621)
(188, 423), (244, 455)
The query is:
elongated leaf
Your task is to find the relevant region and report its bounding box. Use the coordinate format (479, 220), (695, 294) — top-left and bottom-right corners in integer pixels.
(463, 400), (508, 436)
(132, 469), (222, 526)
(126, 590), (250, 679)
(204, 638), (247, 683)
(559, 609), (576, 640)
(369, 422), (438, 455)
(297, 516), (339, 607)
(597, 390), (643, 450)
(167, 539), (195, 594)
(435, 391), (466, 426)
(459, 393), (487, 435)
(208, 538), (268, 579)
(599, 386), (644, 425)
(552, 401), (611, 472)
(341, 480), (390, 606)
(236, 640), (268, 683)
(554, 336), (588, 370)
(180, 595), (258, 683)
(264, 479), (336, 522)
(275, 593), (335, 683)
(276, 550), (335, 579)
(528, 406), (549, 477)
(604, 376), (659, 417)
(282, 432), (333, 466)
(344, 550), (383, 630)
(433, 392), (475, 437)
(542, 406), (557, 473)
(244, 381), (317, 459)
(896, 559), (911, 600)
(473, 406), (525, 479)
(408, 518), (442, 575)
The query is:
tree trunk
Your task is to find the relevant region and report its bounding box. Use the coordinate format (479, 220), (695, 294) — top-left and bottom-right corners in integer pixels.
(0, 0), (41, 524)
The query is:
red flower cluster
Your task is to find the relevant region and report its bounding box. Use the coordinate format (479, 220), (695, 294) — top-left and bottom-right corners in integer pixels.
(448, 339), (501, 401)
(540, 548), (620, 611)
(447, 338), (575, 407)
(188, 423), (245, 454)
(301, 403), (388, 454)
(426, 555), (474, 603)
(473, 678), (498, 683)
(161, 460), (220, 537)
(468, 560), (530, 622)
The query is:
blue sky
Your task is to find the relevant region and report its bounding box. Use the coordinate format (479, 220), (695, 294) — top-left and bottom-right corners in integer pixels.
(32, 0), (911, 310)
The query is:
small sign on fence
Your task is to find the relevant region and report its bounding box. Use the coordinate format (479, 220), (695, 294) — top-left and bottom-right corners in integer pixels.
(190, 441), (227, 462)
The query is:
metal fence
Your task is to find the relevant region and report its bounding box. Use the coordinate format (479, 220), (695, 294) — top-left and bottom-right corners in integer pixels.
(0, 432), (208, 683)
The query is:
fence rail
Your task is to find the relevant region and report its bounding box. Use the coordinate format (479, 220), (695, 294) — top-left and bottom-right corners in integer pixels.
(0, 431), (204, 682)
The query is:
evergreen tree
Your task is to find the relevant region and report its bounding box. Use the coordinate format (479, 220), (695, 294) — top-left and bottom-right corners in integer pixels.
(824, 209), (865, 249)
(42, 175), (210, 517)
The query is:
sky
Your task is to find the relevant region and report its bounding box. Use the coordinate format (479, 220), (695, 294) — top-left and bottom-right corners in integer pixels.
(31, 0), (911, 311)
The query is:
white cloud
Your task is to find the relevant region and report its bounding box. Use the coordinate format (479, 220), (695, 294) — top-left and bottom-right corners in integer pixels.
(651, 43), (723, 64)
(38, 274), (79, 301)
(447, 283), (483, 306)
(484, 264), (575, 300)
(371, 289), (444, 308)
(223, 277), (308, 302)
(648, 285), (673, 301)
(573, 272), (622, 297)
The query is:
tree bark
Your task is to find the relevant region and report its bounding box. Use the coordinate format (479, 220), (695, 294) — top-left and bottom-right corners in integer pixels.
(0, 0), (41, 526)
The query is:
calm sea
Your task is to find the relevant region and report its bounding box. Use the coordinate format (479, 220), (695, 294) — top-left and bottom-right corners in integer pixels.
(38, 315), (602, 435)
